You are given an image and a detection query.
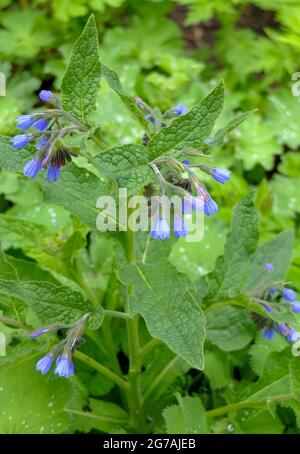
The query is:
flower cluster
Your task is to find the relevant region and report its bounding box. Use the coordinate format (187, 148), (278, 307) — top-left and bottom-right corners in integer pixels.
(149, 158), (230, 241)
(252, 262), (300, 343)
(11, 90), (78, 182)
(31, 313), (90, 378)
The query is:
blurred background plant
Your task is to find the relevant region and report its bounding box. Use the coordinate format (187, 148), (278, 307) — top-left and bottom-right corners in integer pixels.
(0, 0), (300, 434)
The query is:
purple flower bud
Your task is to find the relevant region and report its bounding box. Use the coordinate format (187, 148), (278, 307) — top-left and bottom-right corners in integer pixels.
(279, 323), (290, 336)
(264, 262), (273, 272)
(39, 90), (52, 102)
(23, 158), (42, 179)
(16, 114), (35, 130)
(11, 134), (31, 149)
(211, 168), (231, 184)
(36, 354), (53, 375)
(36, 136), (48, 151)
(282, 288), (296, 302)
(204, 195), (218, 216)
(291, 301), (300, 313)
(174, 103), (188, 115)
(263, 327), (274, 340)
(287, 327), (299, 343)
(30, 327), (47, 338)
(263, 303), (272, 313)
(182, 160), (191, 166)
(151, 217), (170, 240)
(174, 215), (188, 238)
(145, 114), (155, 125)
(269, 288), (278, 296)
(33, 118), (49, 132)
(54, 354), (74, 378)
(46, 166), (61, 182)
(204, 136), (213, 145)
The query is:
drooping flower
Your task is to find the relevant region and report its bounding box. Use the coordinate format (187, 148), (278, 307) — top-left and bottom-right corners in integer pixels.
(264, 262), (273, 272)
(174, 103), (188, 115)
(36, 136), (48, 151)
(34, 118), (49, 132)
(39, 90), (52, 102)
(11, 134), (31, 149)
(23, 158), (43, 179)
(46, 165), (61, 182)
(263, 327), (274, 340)
(145, 114), (155, 125)
(16, 114), (35, 130)
(290, 301), (300, 313)
(204, 195), (218, 216)
(174, 214), (188, 238)
(282, 288), (296, 302)
(36, 354), (53, 375)
(151, 217), (170, 240)
(211, 168), (231, 184)
(54, 354), (74, 378)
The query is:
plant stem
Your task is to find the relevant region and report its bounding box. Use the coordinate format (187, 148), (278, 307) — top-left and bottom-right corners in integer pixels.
(0, 316), (25, 328)
(140, 338), (160, 358)
(74, 350), (129, 391)
(125, 227), (144, 432)
(103, 309), (132, 320)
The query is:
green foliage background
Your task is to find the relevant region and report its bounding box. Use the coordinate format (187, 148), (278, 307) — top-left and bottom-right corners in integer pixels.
(0, 0), (299, 435)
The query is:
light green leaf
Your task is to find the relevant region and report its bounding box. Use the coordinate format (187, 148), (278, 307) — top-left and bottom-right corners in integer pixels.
(148, 80), (224, 160)
(61, 15), (101, 124)
(204, 346), (231, 389)
(163, 395), (208, 434)
(68, 398), (129, 433)
(118, 259), (205, 370)
(232, 115), (282, 171)
(247, 230), (294, 290)
(205, 192), (259, 303)
(0, 359), (73, 434)
(102, 65), (149, 130)
(209, 111), (253, 148)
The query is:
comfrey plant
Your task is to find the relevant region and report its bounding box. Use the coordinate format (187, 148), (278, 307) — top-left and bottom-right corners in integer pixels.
(0, 16), (300, 435)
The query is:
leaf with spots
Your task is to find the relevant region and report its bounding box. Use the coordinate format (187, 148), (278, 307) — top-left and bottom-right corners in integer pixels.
(148, 80), (224, 160)
(61, 15), (101, 125)
(0, 358), (74, 434)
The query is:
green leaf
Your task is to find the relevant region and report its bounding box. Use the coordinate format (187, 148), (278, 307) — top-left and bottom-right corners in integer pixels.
(232, 115), (282, 171)
(247, 230), (294, 290)
(102, 65), (149, 130)
(0, 359), (73, 434)
(68, 398), (129, 433)
(61, 15), (101, 124)
(0, 279), (93, 324)
(209, 111), (253, 148)
(96, 144), (154, 194)
(148, 80), (224, 160)
(206, 306), (256, 352)
(205, 192), (259, 303)
(163, 395), (208, 434)
(118, 259), (205, 370)
(249, 332), (288, 378)
(204, 346), (231, 389)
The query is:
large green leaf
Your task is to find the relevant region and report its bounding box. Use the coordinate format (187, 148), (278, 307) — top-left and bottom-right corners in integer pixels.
(118, 259), (205, 370)
(0, 358), (74, 434)
(148, 80), (224, 160)
(205, 192), (259, 303)
(61, 15), (101, 124)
